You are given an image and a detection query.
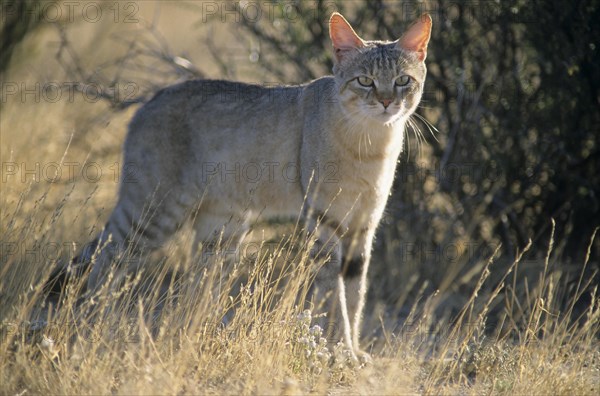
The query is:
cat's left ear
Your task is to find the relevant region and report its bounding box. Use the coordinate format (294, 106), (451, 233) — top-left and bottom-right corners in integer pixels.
(397, 14), (432, 61)
(329, 12), (365, 63)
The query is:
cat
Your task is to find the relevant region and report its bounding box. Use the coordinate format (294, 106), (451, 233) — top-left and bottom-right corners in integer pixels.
(54, 12), (431, 358)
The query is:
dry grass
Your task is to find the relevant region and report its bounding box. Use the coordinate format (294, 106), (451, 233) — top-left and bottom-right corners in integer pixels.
(1, 3), (599, 394)
(1, 179), (599, 394)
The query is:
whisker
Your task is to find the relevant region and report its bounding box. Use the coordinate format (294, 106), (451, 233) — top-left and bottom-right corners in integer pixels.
(408, 116), (423, 157)
(413, 112), (440, 142)
(405, 118), (412, 159)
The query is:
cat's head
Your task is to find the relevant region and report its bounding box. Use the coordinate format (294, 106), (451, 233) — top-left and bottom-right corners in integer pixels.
(329, 13), (431, 125)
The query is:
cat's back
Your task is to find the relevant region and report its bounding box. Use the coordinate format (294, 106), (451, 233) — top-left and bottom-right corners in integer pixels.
(126, 77), (334, 153)
(121, 78), (335, 182)
(131, 79), (307, 124)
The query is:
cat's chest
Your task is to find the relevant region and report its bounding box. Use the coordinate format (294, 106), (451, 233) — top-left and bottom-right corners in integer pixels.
(308, 121), (404, 227)
(338, 156), (398, 200)
(332, 128), (403, 203)
(323, 155), (397, 231)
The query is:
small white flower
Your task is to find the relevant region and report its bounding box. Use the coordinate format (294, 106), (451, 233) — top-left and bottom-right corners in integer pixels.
(40, 335), (54, 351)
(309, 324), (322, 336)
(316, 351), (331, 362)
(297, 309), (312, 323)
(39, 335), (59, 359)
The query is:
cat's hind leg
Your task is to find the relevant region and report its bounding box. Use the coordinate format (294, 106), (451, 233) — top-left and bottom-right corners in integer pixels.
(85, 186), (194, 293)
(190, 209), (251, 264)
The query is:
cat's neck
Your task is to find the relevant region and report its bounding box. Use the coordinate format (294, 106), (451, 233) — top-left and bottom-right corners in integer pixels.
(332, 113), (406, 162)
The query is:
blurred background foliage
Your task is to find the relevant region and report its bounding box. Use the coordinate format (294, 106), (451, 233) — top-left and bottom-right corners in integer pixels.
(1, 0), (598, 326)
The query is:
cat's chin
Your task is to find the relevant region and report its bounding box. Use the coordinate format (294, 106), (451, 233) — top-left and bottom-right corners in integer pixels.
(371, 111), (403, 126)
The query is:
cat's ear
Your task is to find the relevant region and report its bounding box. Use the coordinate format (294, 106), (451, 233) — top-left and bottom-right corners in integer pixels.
(329, 12), (365, 63)
(397, 14), (432, 61)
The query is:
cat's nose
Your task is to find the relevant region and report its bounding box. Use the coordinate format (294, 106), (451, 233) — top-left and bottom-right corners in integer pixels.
(380, 98), (393, 108)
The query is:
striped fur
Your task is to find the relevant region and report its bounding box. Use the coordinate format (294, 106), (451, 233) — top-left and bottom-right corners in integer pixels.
(73, 13), (431, 357)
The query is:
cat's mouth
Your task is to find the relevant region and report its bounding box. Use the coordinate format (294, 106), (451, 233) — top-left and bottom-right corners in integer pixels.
(357, 104), (402, 124)
(375, 106), (401, 122)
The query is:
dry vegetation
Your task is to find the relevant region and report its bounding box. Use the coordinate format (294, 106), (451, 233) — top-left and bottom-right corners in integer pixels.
(1, 1), (599, 394)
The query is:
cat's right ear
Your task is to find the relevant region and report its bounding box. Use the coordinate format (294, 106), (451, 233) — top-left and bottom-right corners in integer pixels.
(329, 13), (365, 63)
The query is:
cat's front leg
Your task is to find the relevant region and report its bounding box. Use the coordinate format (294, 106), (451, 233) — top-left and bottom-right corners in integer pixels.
(340, 228), (375, 355)
(307, 212), (373, 358)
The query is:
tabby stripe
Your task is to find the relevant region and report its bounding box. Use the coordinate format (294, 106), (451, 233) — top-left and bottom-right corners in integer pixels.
(115, 204), (135, 236)
(341, 256), (364, 278)
(135, 221), (158, 241)
(161, 205), (181, 226)
(310, 210), (342, 234)
(112, 217), (130, 240)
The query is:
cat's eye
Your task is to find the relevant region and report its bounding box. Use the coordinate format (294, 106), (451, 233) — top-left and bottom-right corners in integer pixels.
(395, 75), (411, 86)
(357, 76), (374, 87)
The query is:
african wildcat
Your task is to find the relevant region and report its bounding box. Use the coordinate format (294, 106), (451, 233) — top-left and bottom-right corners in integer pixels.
(66, 12), (431, 357)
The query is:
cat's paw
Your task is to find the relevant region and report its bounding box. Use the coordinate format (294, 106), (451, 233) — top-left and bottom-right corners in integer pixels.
(347, 347), (373, 367)
(355, 349), (372, 366)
